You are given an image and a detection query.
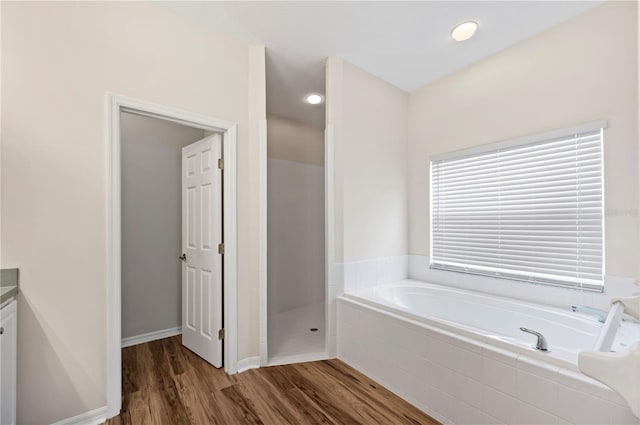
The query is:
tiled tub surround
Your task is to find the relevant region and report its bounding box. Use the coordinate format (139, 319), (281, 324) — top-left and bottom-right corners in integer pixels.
(326, 256), (406, 356)
(343, 255), (409, 293)
(342, 255), (639, 313)
(408, 255), (639, 313)
(337, 283), (640, 425)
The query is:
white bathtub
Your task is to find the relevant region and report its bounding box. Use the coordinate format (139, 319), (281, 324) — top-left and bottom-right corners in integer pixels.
(337, 279), (640, 425)
(351, 280), (638, 368)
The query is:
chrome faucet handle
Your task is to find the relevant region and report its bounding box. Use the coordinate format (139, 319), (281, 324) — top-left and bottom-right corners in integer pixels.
(520, 327), (550, 352)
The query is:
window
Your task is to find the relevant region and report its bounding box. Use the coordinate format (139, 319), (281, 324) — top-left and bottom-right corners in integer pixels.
(430, 122), (605, 291)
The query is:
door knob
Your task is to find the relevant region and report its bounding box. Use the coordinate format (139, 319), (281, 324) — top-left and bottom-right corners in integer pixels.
(0, 327), (4, 335)
(179, 254), (186, 262)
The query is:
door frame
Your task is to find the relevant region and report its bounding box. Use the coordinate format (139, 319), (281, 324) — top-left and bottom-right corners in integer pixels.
(106, 93), (238, 418)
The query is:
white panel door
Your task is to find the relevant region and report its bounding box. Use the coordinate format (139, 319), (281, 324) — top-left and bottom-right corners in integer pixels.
(181, 134), (223, 367)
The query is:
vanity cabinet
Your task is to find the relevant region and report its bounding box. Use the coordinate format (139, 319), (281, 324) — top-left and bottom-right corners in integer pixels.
(0, 300), (16, 425)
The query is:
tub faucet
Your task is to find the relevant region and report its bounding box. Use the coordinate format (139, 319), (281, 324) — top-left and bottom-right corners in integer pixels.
(571, 305), (608, 323)
(520, 327), (549, 352)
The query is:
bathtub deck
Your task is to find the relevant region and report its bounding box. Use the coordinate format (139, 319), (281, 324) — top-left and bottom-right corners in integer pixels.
(104, 335), (440, 425)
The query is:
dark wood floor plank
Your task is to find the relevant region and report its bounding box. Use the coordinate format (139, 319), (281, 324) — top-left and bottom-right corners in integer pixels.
(162, 337), (185, 377)
(213, 384), (265, 425)
(133, 342), (154, 390)
(232, 371), (304, 425)
(173, 371), (226, 425)
(125, 390), (152, 425)
(293, 361), (408, 425)
(259, 366), (338, 424)
(178, 338), (237, 392)
(284, 363), (365, 424)
(323, 359), (436, 425)
(147, 339), (193, 425)
(121, 346), (138, 396)
(104, 335), (440, 425)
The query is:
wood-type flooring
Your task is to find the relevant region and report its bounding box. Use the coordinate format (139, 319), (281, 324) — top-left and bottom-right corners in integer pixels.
(104, 336), (439, 425)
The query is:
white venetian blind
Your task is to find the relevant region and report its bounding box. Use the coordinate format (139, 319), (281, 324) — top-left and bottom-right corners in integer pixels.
(430, 124), (604, 291)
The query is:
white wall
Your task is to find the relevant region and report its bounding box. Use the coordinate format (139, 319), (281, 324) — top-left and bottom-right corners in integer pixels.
(0, 1), (3, 272)
(267, 158), (324, 314)
(120, 113), (205, 339)
(267, 113), (324, 166)
(408, 1), (639, 280)
(324, 59), (409, 353)
(1, 2), (265, 423)
(326, 58), (344, 265)
(327, 60), (409, 264)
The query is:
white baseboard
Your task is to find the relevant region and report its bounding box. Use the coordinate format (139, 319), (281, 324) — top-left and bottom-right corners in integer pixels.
(121, 326), (181, 348)
(51, 406), (107, 425)
(267, 351), (329, 367)
(236, 356), (260, 373)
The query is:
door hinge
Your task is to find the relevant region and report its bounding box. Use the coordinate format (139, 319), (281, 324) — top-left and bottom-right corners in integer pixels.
(218, 328), (224, 340)
(218, 158), (224, 170)
(218, 243), (224, 254)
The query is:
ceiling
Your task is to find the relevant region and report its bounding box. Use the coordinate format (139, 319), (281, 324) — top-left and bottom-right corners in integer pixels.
(161, 1), (602, 127)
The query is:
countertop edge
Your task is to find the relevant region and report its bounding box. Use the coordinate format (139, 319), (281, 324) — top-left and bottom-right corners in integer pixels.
(0, 286), (18, 309)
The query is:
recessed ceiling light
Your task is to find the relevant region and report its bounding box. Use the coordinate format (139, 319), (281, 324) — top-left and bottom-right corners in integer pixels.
(451, 21), (478, 42)
(304, 93), (324, 105)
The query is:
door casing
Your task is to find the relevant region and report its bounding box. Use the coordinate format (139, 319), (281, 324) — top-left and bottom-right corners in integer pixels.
(106, 93), (238, 418)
